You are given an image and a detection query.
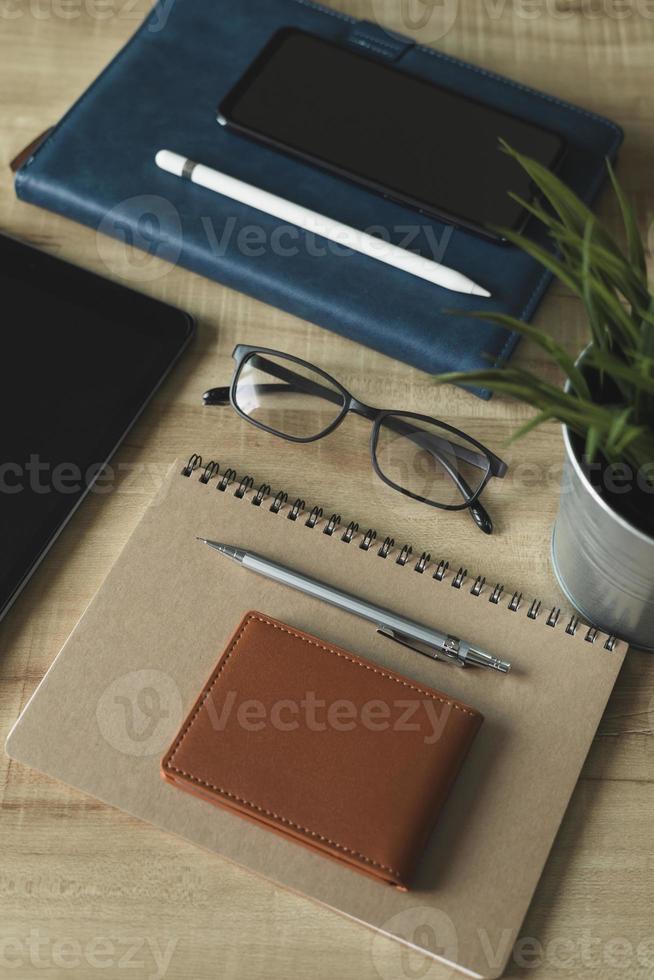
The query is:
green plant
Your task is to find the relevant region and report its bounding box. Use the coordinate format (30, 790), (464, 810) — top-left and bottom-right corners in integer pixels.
(435, 144), (654, 489)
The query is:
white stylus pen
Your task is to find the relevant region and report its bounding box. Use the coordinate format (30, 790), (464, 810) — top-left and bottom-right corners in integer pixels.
(155, 150), (491, 297)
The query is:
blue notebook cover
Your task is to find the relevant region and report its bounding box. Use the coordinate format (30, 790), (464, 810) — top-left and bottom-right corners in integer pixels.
(14, 0), (622, 397)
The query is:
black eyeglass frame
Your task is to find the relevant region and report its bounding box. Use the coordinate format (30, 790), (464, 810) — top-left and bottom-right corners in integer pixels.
(205, 345), (507, 523)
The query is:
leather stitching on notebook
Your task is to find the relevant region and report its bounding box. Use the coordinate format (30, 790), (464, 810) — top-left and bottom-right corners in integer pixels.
(165, 612), (474, 878)
(292, 0), (622, 138)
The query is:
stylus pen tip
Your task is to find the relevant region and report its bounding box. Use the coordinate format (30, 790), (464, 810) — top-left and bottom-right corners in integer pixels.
(155, 149), (187, 177)
(470, 283), (492, 298)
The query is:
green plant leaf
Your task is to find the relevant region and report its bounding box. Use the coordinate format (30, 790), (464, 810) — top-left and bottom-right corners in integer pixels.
(553, 226), (649, 315)
(607, 158), (647, 282)
(435, 368), (594, 428)
(496, 228), (640, 350)
(507, 411), (556, 442)
(605, 406), (633, 451)
(438, 143), (654, 487)
(582, 265), (642, 349)
(507, 190), (645, 303)
(634, 298), (654, 423)
(498, 141), (595, 235)
(585, 347), (654, 395)
(579, 215), (609, 352)
(501, 145), (649, 308)
(496, 226), (582, 294)
(585, 426), (601, 462)
(464, 311), (592, 398)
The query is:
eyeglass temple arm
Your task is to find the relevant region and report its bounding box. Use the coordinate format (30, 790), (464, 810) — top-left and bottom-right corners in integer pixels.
(203, 386), (231, 405)
(382, 415), (500, 475)
(203, 354), (346, 410)
(388, 420), (494, 533)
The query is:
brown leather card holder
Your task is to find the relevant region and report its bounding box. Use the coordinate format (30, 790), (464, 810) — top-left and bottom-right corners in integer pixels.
(162, 611), (483, 889)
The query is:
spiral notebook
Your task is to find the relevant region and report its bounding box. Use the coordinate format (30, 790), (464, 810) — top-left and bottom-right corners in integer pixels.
(6, 455), (627, 979)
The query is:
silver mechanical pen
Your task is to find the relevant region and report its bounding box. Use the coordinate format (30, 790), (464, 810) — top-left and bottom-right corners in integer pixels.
(198, 539), (511, 673)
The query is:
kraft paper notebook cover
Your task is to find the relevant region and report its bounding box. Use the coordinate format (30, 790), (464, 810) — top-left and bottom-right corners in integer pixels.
(12, 0), (623, 397)
(6, 455), (627, 979)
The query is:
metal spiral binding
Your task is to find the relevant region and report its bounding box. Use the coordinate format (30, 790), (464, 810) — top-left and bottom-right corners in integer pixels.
(200, 460), (219, 484)
(235, 476), (254, 499)
(252, 483), (270, 507)
(415, 552), (430, 574)
(528, 599), (542, 620)
(360, 529), (376, 551)
(378, 536), (394, 558)
(323, 514), (341, 537)
(181, 454), (202, 477)
(546, 607), (561, 628)
(181, 453), (621, 651)
(219, 468), (236, 492)
(271, 491), (287, 514)
(396, 544), (412, 566)
(508, 591), (522, 612)
(342, 521), (358, 543)
(489, 583), (504, 605)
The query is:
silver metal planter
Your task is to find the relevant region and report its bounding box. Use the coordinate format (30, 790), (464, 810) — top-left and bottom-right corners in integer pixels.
(551, 423), (654, 651)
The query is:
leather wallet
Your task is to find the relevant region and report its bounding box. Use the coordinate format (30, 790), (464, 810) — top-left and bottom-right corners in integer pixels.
(161, 611), (483, 889)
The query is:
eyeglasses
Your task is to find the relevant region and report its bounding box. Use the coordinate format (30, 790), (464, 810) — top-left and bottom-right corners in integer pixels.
(203, 345), (507, 534)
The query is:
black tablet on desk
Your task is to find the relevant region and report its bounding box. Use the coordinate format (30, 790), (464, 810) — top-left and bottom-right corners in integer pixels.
(0, 233), (194, 623)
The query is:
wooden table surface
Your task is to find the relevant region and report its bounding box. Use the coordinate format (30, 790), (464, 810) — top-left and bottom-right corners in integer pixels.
(1, 1), (653, 978)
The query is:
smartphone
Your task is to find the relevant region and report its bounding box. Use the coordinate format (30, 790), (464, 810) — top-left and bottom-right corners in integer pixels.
(218, 28), (567, 242)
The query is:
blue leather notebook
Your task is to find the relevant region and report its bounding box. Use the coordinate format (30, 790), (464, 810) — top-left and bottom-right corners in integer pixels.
(14, 0), (622, 397)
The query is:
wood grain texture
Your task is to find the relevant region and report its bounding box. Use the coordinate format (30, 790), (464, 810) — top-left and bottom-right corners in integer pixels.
(1, 1), (653, 977)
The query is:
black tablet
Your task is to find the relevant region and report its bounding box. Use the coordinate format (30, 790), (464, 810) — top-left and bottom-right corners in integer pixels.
(0, 233), (194, 622)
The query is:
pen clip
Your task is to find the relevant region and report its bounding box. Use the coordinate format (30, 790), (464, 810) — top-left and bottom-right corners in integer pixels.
(377, 625), (512, 673)
(376, 626), (466, 667)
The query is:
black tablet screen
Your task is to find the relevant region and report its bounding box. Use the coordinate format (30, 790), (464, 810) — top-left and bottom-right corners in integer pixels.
(0, 234), (193, 620)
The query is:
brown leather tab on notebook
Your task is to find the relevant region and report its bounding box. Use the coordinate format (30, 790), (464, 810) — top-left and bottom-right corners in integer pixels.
(162, 611), (482, 889)
(10, 129), (53, 173)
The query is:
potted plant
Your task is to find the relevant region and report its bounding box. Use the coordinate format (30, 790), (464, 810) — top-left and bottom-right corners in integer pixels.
(436, 146), (654, 650)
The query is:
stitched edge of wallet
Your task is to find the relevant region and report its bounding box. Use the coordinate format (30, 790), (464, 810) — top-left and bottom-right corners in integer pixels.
(164, 613), (476, 879)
